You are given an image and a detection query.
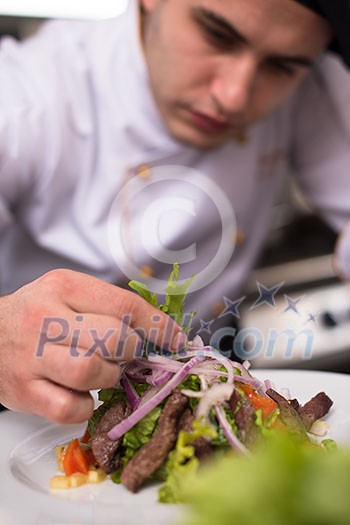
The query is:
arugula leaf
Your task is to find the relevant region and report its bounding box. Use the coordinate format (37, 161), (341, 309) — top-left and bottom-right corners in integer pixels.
(160, 263), (196, 326)
(129, 263), (197, 333)
(128, 280), (159, 308)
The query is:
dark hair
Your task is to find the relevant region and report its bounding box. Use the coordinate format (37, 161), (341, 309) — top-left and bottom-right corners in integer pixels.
(296, 0), (350, 67)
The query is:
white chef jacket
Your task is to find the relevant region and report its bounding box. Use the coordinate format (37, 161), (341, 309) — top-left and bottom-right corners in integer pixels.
(0, 0), (349, 328)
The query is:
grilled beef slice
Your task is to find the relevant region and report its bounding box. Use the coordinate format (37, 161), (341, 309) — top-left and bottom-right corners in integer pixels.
(92, 399), (131, 474)
(289, 398), (300, 411)
(229, 389), (260, 448)
(179, 409), (213, 461)
(121, 391), (188, 493)
(297, 392), (333, 431)
(266, 389), (308, 441)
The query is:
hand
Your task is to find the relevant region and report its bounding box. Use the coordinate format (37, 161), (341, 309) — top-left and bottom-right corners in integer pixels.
(0, 269), (186, 424)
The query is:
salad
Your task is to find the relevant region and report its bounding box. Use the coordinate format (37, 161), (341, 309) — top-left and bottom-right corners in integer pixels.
(180, 434), (350, 525)
(51, 265), (334, 502)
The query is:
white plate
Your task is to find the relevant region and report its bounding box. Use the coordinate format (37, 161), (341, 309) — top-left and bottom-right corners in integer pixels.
(0, 370), (349, 525)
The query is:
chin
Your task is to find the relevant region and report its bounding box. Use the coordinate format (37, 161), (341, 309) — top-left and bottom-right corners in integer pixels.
(167, 120), (228, 150)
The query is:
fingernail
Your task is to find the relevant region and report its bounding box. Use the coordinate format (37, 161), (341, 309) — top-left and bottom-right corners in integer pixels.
(171, 331), (187, 353)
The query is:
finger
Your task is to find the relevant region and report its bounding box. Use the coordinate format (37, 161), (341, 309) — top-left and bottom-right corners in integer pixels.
(37, 314), (144, 361)
(32, 344), (123, 391)
(24, 379), (94, 424)
(40, 270), (187, 352)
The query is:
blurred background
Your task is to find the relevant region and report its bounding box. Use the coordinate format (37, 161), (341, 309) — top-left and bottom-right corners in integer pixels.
(0, 3), (349, 375)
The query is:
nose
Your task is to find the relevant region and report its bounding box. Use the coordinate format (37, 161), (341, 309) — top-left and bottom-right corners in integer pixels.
(210, 54), (256, 116)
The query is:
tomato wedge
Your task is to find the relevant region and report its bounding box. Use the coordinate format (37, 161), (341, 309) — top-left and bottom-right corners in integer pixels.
(80, 426), (90, 444)
(238, 383), (278, 420)
(63, 439), (90, 476)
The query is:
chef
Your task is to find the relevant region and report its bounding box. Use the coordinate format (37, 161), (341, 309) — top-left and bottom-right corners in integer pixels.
(0, 0), (349, 422)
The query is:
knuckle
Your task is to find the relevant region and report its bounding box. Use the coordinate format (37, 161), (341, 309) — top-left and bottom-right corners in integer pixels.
(40, 269), (74, 295)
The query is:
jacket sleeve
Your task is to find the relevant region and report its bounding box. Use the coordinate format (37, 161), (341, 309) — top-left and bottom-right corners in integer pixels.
(0, 20), (94, 234)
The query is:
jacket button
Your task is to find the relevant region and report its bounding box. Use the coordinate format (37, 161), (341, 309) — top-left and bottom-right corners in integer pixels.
(139, 265), (153, 278)
(211, 301), (225, 318)
(234, 230), (246, 247)
(137, 165), (151, 179)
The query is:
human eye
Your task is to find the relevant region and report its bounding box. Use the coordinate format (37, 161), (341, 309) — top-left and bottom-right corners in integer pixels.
(265, 59), (296, 77)
(192, 10), (240, 51)
(200, 22), (233, 49)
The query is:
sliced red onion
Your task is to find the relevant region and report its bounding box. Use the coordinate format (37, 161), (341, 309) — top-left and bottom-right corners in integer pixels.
(242, 360), (251, 370)
(146, 370), (173, 387)
(235, 375), (269, 396)
(135, 359), (181, 373)
(185, 347), (236, 384)
(137, 385), (162, 408)
(231, 361), (254, 378)
(264, 379), (274, 391)
(125, 371), (149, 382)
(107, 356), (204, 441)
(281, 387), (291, 400)
(120, 376), (139, 411)
(147, 354), (182, 367)
(191, 367), (229, 378)
(214, 405), (250, 456)
(199, 375), (208, 391)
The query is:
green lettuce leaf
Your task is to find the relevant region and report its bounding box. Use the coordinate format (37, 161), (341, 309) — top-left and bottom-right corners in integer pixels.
(210, 408), (238, 448)
(158, 418), (217, 504)
(254, 407), (280, 438)
(122, 406), (162, 453)
(111, 406), (162, 484)
(180, 435), (350, 525)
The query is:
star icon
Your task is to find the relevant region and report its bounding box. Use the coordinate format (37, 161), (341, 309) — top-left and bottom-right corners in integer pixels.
(304, 311), (319, 325)
(250, 281), (284, 309)
(199, 319), (214, 334)
(283, 294), (304, 315)
(219, 296), (246, 319)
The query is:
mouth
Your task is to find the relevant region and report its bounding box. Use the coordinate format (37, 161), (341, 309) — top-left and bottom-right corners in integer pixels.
(189, 110), (233, 134)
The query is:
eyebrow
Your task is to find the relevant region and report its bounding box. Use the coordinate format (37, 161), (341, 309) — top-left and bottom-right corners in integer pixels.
(192, 7), (314, 68)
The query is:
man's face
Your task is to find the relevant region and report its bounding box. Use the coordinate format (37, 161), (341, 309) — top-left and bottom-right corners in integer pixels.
(140, 0), (332, 149)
